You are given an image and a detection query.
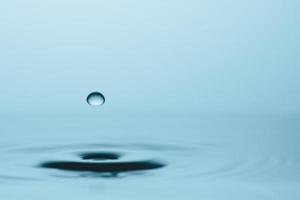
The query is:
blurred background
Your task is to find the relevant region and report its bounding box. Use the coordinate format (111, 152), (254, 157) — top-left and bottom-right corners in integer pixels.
(0, 0), (299, 115)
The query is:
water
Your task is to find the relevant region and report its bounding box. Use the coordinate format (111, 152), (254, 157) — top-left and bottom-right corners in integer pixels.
(86, 92), (105, 107)
(0, 115), (299, 199)
(1, 0), (300, 199)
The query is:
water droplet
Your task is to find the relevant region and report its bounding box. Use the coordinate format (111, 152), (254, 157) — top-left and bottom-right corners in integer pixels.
(87, 92), (105, 107)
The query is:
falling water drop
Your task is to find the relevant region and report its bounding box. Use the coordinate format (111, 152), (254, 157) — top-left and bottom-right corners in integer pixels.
(87, 92), (105, 107)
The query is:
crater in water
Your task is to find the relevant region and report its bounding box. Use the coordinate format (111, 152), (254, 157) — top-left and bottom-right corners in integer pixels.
(40, 151), (165, 176)
(28, 143), (175, 178)
(80, 152), (121, 160)
(2, 142), (282, 182)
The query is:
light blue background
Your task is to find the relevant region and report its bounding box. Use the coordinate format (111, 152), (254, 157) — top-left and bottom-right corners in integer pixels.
(0, 0), (299, 115)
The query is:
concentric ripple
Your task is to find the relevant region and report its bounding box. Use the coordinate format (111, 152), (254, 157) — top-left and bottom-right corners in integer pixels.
(80, 152), (121, 160)
(41, 160), (165, 173)
(40, 150), (165, 175)
(0, 142), (298, 181)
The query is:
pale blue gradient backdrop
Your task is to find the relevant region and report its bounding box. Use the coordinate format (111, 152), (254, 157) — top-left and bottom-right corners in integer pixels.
(0, 0), (299, 115)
